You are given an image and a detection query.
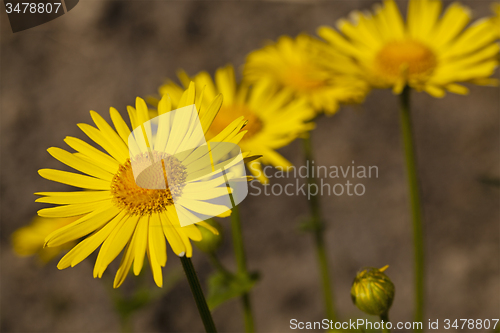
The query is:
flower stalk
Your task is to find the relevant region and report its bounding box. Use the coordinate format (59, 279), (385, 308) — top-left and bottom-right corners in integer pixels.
(180, 256), (217, 333)
(399, 85), (425, 330)
(230, 203), (256, 333)
(302, 134), (336, 322)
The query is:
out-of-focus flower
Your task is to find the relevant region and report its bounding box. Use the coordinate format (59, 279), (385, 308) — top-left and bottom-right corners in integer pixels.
(243, 34), (368, 115)
(351, 265), (395, 316)
(157, 65), (315, 184)
(317, 0), (499, 97)
(12, 215), (79, 263)
(192, 219), (223, 254)
(36, 83), (247, 288)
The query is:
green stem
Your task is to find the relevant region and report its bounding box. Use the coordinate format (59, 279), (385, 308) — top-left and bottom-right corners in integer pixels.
(180, 256), (217, 333)
(380, 312), (391, 333)
(302, 135), (336, 322)
(399, 86), (425, 331)
(230, 204), (255, 333)
(230, 204), (247, 274)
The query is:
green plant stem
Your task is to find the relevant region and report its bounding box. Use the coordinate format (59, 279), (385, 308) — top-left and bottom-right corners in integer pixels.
(209, 253), (232, 277)
(302, 135), (336, 322)
(399, 85), (424, 331)
(230, 204), (255, 333)
(180, 256), (217, 333)
(380, 312), (391, 333)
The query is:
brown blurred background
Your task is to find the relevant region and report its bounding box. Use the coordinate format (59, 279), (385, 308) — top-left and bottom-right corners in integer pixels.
(1, 1), (498, 332)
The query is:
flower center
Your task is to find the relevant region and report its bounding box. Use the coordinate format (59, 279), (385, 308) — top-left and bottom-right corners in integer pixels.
(111, 152), (187, 215)
(375, 40), (437, 80)
(207, 104), (262, 140)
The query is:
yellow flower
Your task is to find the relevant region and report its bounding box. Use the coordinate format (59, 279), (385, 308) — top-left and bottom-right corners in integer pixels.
(12, 215), (78, 263)
(317, 0), (499, 97)
(243, 34), (368, 115)
(37, 83), (248, 288)
(157, 65), (315, 184)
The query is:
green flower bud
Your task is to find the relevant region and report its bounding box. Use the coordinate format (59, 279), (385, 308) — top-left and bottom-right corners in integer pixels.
(351, 265), (395, 316)
(193, 219), (223, 254)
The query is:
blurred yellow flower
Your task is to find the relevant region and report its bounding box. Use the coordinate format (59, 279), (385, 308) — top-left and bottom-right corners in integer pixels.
(12, 215), (78, 263)
(37, 83), (246, 288)
(157, 65), (315, 184)
(317, 0), (499, 97)
(243, 34), (368, 115)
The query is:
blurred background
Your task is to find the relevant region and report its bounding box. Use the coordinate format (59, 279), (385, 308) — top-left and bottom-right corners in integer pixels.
(1, 1), (498, 332)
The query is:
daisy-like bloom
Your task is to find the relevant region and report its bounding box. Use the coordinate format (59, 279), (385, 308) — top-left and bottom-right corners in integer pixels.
(317, 0), (499, 97)
(37, 83), (249, 288)
(492, 3), (500, 38)
(12, 216), (78, 263)
(243, 34), (368, 115)
(157, 65), (316, 184)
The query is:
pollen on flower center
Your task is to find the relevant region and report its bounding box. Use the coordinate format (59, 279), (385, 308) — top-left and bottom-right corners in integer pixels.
(375, 40), (437, 80)
(208, 104), (262, 140)
(111, 151), (187, 215)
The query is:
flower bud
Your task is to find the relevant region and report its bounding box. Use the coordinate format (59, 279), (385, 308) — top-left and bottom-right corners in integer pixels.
(193, 219), (223, 254)
(351, 265), (395, 316)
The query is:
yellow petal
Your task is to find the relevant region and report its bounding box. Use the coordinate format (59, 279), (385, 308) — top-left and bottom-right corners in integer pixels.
(110, 107), (131, 144)
(215, 65), (236, 105)
(35, 191), (111, 205)
(90, 111), (130, 159)
(44, 204), (120, 247)
(149, 213), (167, 266)
(147, 241), (163, 287)
(161, 210), (185, 256)
(47, 147), (113, 181)
(113, 234), (136, 288)
(38, 201), (105, 218)
(133, 216), (149, 275)
(64, 136), (119, 174)
(94, 214), (140, 278)
(57, 210), (127, 269)
(77, 123), (128, 164)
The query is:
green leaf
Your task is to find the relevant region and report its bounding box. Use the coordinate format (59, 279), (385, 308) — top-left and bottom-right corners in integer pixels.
(206, 271), (259, 310)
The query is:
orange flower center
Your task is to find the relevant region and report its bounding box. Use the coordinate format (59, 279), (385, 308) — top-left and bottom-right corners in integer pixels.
(375, 40), (437, 80)
(207, 104), (262, 140)
(111, 152), (187, 215)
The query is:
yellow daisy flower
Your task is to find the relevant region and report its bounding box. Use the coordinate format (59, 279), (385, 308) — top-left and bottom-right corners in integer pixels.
(243, 34), (368, 115)
(12, 216), (78, 263)
(492, 3), (500, 38)
(317, 0), (499, 97)
(37, 83), (248, 288)
(157, 65), (315, 184)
